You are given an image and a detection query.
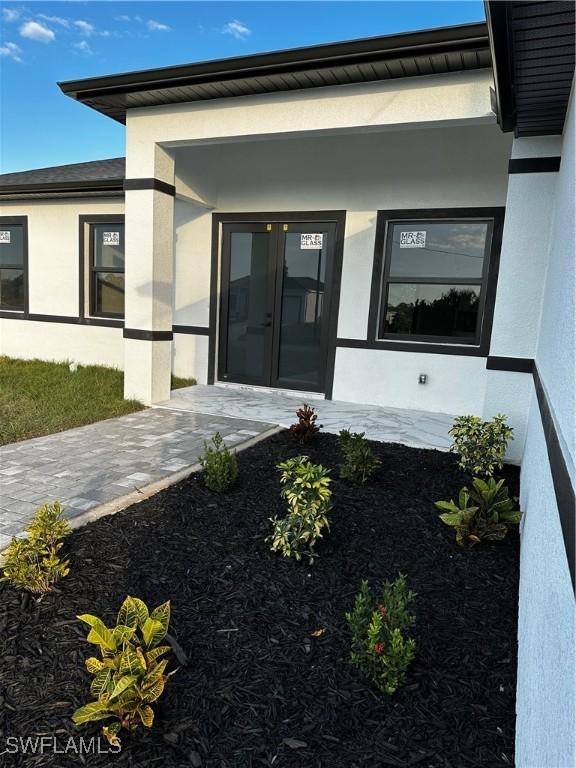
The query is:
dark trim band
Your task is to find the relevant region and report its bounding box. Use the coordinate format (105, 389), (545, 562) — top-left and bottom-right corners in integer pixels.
(336, 337), (488, 357)
(533, 365), (575, 591)
(123, 328), (173, 341)
(508, 157), (561, 174)
(123, 178), (176, 197)
(486, 356), (534, 373)
(173, 325), (210, 336)
(0, 311), (123, 328)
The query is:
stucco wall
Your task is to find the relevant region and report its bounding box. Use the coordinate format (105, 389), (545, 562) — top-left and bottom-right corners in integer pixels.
(515, 85), (575, 768)
(0, 198), (125, 367)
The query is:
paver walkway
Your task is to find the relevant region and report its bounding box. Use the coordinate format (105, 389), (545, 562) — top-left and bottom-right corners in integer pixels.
(157, 385), (454, 451)
(0, 408), (274, 548)
(1, 384), (454, 549)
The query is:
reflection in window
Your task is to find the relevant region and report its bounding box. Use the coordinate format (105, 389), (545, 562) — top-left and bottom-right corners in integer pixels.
(379, 218), (493, 343)
(278, 232), (326, 386)
(385, 284), (480, 339)
(0, 221), (26, 311)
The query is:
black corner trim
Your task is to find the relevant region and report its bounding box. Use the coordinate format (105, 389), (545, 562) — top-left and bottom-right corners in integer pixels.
(172, 325), (210, 336)
(533, 365), (575, 591)
(508, 157), (561, 174)
(123, 178), (176, 196)
(123, 328), (173, 341)
(486, 356), (535, 373)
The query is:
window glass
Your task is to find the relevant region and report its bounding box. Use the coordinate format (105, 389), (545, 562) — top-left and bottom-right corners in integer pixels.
(0, 222), (25, 311)
(388, 221), (488, 279)
(92, 224), (125, 268)
(0, 268), (25, 311)
(384, 284), (480, 339)
(0, 225), (24, 267)
(95, 273), (125, 316)
(90, 221), (125, 316)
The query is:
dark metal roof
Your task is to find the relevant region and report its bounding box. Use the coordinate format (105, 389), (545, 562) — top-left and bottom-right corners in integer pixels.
(486, 1), (575, 136)
(0, 157), (125, 200)
(59, 23), (491, 124)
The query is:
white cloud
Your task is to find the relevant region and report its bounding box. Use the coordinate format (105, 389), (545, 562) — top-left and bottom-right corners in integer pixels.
(74, 20), (95, 36)
(0, 41), (23, 62)
(20, 20), (55, 43)
(147, 19), (171, 32)
(222, 20), (251, 40)
(73, 40), (93, 55)
(2, 8), (20, 23)
(114, 15), (131, 22)
(38, 14), (70, 28)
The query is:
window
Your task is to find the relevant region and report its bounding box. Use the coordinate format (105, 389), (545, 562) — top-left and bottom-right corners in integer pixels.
(88, 220), (125, 317)
(374, 210), (503, 347)
(0, 217), (27, 312)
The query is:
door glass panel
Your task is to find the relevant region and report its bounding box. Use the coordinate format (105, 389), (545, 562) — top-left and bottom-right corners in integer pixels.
(225, 232), (270, 381)
(277, 232), (326, 386)
(388, 221), (488, 279)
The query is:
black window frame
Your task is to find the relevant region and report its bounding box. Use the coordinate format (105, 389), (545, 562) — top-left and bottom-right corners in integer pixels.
(79, 214), (125, 320)
(0, 215), (28, 315)
(368, 208), (505, 355)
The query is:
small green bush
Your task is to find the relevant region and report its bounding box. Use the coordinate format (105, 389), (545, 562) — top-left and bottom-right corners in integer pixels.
(268, 456), (332, 563)
(289, 404), (321, 444)
(436, 476), (522, 546)
(346, 575), (416, 695)
(199, 432), (238, 492)
(1, 501), (71, 594)
(338, 429), (381, 483)
(449, 414), (513, 477)
(73, 596), (172, 747)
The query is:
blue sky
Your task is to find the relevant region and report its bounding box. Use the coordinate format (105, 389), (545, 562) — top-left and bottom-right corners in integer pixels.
(0, 2), (485, 173)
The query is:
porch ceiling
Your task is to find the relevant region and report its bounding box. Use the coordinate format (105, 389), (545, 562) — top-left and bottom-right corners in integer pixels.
(59, 23), (491, 125)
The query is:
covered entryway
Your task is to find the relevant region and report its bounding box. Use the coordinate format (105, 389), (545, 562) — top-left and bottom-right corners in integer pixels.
(216, 213), (344, 394)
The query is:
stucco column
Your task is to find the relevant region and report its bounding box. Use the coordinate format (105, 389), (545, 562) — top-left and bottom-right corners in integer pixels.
(483, 136), (561, 460)
(123, 145), (175, 405)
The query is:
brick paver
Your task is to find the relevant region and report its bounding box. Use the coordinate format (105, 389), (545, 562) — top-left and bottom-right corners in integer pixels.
(0, 408), (274, 548)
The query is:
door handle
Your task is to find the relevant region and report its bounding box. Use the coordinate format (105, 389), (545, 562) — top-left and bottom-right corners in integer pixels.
(263, 321), (272, 327)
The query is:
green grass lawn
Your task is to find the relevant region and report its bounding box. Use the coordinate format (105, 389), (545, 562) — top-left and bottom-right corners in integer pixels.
(0, 357), (195, 446)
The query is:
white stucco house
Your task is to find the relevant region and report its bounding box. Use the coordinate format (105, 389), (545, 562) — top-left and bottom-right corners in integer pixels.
(0, 3), (574, 765)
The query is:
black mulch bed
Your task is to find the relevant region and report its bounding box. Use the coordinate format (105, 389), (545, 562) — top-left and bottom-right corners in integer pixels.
(0, 431), (520, 768)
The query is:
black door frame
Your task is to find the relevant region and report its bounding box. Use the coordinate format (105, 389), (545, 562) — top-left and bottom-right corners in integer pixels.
(209, 211), (346, 398)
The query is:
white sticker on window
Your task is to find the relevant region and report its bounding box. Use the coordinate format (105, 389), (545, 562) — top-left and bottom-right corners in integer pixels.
(300, 233), (323, 250)
(399, 231), (426, 248)
(103, 231), (120, 246)
(0, 231), (11, 244)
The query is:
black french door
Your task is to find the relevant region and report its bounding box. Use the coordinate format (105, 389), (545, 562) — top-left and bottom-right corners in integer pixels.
(218, 219), (337, 392)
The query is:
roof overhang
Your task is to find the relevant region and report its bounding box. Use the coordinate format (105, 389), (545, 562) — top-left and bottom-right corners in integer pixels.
(485, 1), (575, 137)
(58, 22), (491, 124)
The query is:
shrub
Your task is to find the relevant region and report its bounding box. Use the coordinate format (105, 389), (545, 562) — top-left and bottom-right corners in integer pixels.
(338, 429), (381, 483)
(1, 501), (71, 594)
(268, 456), (332, 563)
(436, 476), (522, 546)
(289, 404), (321, 444)
(346, 575), (416, 695)
(199, 432), (238, 492)
(449, 414), (513, 477)
(72, 596), (172, 747)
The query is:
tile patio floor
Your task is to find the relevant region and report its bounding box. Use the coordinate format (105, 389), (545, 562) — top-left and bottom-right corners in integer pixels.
(157, 384), (454, 451)
(0, 384), (453, 549)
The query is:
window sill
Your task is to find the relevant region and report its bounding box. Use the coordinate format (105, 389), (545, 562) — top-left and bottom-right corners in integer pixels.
(336, 338), (486, 357)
